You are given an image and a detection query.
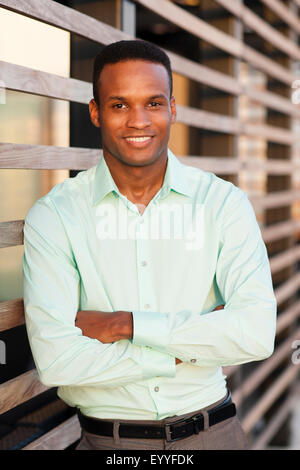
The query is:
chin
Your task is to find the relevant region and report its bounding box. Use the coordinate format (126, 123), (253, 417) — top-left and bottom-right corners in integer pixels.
(120, 153), (160, 167)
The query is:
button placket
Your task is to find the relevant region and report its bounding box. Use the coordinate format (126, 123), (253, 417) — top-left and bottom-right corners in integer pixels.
(135, 214), (156, 313)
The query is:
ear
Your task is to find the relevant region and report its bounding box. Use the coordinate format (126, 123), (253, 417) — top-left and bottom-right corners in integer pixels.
(89, 99), (101, 128)
(170, 95), (177, 124)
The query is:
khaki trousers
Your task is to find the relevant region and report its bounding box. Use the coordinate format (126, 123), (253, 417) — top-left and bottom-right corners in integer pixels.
(75, 395), (249, 450)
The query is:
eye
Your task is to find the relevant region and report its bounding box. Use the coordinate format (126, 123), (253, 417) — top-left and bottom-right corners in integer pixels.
(149, 101), (160, 107)
(113, 103), (126, 109)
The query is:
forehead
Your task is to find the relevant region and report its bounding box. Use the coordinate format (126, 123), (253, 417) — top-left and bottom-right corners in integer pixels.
(98, 60), (170, 98)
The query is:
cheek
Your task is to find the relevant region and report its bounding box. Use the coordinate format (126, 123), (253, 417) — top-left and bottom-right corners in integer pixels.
(100, 116), (124, 137)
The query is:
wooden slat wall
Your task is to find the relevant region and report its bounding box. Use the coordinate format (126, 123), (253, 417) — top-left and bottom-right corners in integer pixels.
(0, 0), (299, 450)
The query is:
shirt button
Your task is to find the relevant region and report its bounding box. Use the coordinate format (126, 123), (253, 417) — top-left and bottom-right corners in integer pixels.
(154, 386), (159, 392)
(141, 260), (147, 267)
(144, 304), (151, 309)
(139, 218), (144, 224)
(190, 359), (197, 363)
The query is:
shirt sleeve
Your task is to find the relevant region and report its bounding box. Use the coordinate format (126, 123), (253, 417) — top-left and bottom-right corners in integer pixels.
(23, 197), (175, 389)
(132, 190), (277, 367)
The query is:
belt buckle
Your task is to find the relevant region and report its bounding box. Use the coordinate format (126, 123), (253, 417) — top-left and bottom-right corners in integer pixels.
(165, 413), (204, 442)
(165, 422), (176, 442)
(192, 413), (204, 434)
(165, 420), (187, 443)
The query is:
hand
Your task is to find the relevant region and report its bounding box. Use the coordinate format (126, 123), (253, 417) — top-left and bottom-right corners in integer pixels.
(213, 304), (225, 311)
(75, 310), (133, 343)
(175, 304), (224, 366)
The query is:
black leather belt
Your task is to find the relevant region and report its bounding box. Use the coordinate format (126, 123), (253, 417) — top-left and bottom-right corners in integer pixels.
(77, 392), (236, 442)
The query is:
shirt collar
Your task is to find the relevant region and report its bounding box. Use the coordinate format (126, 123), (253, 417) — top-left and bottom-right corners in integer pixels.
(92, 148), (192, 206)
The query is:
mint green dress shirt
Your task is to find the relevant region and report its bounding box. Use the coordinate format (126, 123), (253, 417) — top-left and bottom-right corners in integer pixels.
(23, 149), (277, 420)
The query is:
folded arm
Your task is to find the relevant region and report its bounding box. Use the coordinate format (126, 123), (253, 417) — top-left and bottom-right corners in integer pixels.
(71, 190), (277, 369)
(23, 198), (176, 389)
(131, 192), (277, 367)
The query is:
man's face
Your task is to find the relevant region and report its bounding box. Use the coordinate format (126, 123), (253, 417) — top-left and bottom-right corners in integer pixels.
(89, 59), (176, 167)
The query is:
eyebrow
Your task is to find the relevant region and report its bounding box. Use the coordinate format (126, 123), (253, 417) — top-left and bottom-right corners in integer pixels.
(107, 94), (168, 101)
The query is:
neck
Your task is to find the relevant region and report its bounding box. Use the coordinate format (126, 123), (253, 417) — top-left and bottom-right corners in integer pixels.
(103, 151), (168, 206)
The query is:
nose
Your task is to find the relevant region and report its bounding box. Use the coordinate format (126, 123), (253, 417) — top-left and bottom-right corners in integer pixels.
(126, 106), (151, 129)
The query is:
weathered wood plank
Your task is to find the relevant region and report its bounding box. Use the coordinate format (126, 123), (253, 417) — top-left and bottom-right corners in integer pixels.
(262, 220), (300, 243)
(250, 190), (300, 209)
(274, 272), (300, 306)
(0, 370), (49, 415)
(276, 300), (300, 335)
(0, 219), (24, 248)
(251, 386), (300, 449)
(22, 414), (81, 450)
(1, 0), (295, 86)
(178, 156), (241, 174)
(259, 0), (300, 35)
(241, 363), (300, 433)
(232, 326), (300, 407)
(0, 60), (92, 104)
(215, 0), (300, 60)
(2, 143), (300, 174)
(269, 245), (300, 273)
(0, 298), (24, 332)
(0, 0), (130, 45)
(3, 58), (300, 119)
(136, 0), (295, 85)
(0, 142), (101, 169)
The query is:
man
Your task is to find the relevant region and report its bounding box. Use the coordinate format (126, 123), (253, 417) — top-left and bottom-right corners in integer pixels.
(23, 40), (277, 450)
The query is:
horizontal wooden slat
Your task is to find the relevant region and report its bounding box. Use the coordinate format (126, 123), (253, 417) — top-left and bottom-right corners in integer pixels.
(274, 272), (300, 306)
(0, 60), (91, 104)
(0, 0), (130, 45)
(251, 385), (300, 449)
(0, 369), (49, 415)
(258, 0), (300, 35)
(244, 86), (300, 119)
(247, 159), (297, 175)
(176, 105), (241, 135)
(250, 190), (300, 209)
(136, 0), (295, 85)
(276, 300), (300, 335)
(243, 45), (293, 85)
(0, 142), (101, 169)
(1, 62), (296, 141)
(222, 364), (240, 378)
(178, 156), (241, 174)
(0, 219), (24, 248)
(140, 0), (242, 57)
(0, 298), (24, 332)
(232, 326), (300, 407)
(243, 122), (294, 145)
(2, 143), (300, 175)
(167, 50), (242, 96)
(177, 106), (295, 144)
(262, 220), (300, 243)
(1, 0), (296, 90)
(1, 0), (299, 119)
(22, 414), (80, 450)
(241, 363), (300, 433)
(3, 57), (300, 121)
(270, 245), (300, 273)
(215, 0), (300, 61)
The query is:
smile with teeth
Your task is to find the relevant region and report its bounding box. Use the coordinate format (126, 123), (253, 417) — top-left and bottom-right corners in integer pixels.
(125, 136), (152, 142)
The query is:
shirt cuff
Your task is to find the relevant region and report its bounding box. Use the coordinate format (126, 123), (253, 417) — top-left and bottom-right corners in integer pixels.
(132, 310), (171, 351)
(140, 345), (176, 379)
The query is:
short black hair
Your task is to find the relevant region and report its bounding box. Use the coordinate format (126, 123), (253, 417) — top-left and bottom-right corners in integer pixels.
(92, 40), (173, 105)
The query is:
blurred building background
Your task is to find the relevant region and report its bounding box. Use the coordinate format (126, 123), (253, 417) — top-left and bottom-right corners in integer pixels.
(0, 0), (300, 450)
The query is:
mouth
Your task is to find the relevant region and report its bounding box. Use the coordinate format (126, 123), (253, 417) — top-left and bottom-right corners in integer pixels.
(124, 136), (154, 147)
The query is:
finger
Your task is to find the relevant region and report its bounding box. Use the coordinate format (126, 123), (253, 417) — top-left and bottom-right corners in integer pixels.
(213, 304), (225, 311)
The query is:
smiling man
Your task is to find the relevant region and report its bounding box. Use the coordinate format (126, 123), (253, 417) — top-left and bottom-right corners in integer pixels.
(23, 40), (277, 450)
